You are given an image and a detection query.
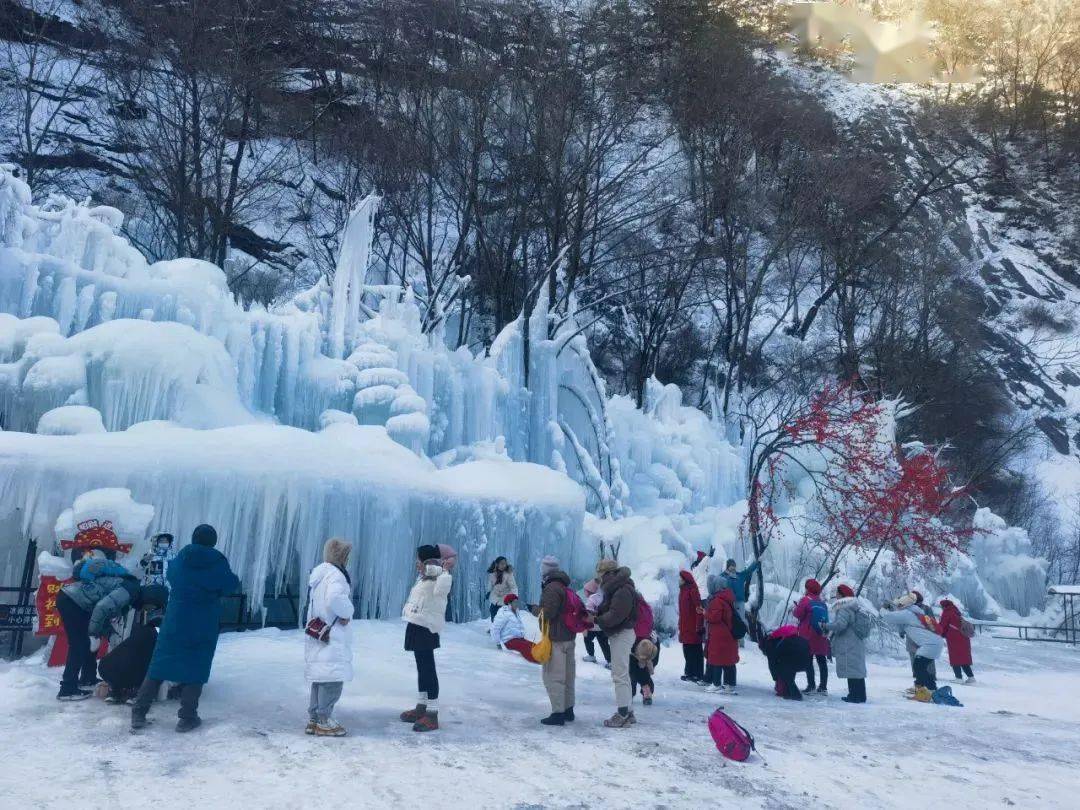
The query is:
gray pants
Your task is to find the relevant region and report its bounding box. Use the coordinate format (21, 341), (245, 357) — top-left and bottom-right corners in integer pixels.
(542, 640), (576, 713)
(308, 681), (344, 724)
(607, 628), (636, 710)
(132, 678), (202, 720)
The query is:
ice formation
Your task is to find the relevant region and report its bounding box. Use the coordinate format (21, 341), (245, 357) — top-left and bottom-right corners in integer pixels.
(0, 167), (1051, 625)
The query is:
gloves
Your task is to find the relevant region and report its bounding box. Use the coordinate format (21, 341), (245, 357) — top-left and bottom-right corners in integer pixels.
(88, 637), (101, 653)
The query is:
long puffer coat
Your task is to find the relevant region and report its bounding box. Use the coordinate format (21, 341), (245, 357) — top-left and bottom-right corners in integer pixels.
(938, 601), (973, 667)
(705, 588), (739, 666)
(828, 597), (871, 679)
(305, 562), (355, 683)
(677, 571), (704, 644)
(148, 543), (240, 685)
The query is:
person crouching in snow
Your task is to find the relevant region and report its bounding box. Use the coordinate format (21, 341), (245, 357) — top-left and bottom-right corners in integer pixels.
(630, 636), (659, 705)
(823, 584), (871, 704)
(493, 594), (536, 662)
(677, 570), (705, 682)
(704, 586), (739, 693)
(938, 599), (975, 683)
(400, 544), (452, 732)
(98, 584), (169, 704)
(794, 578), (830, 695)
(304, 538), (355, 737)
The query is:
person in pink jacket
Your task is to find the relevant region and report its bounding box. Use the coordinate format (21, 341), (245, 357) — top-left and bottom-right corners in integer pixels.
(793, 579), (830, 695)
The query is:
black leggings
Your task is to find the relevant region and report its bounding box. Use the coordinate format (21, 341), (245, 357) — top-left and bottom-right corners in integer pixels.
(57, 592), (93, 692)
(681, 643), (704, 679)
(489, 604), (499, 621)
(952, 664), (974, 679)
(805, 654), (828, 690)
(584, 630), (610, 662)
(414, 650), (439, 701)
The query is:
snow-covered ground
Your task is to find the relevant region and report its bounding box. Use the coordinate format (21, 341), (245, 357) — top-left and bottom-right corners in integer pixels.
(2, 621), (1077, 809)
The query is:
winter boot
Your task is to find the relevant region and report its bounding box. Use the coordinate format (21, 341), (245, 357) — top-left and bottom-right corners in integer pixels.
(400, 704), (427, 723)
(130, 710), (150, 730)
(412, 711), (439, 732)
(816, 686), (828, 695)
(176, 716), (202, 732)
(582, 654), (597, 663)
(563, 706), (575, 722)
(314, 720), (347, 737)
(305, 720), (318, 735)
(540, 711), (565, 726)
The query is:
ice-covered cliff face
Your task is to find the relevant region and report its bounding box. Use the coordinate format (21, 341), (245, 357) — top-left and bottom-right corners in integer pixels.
(0, 168), (744, 617)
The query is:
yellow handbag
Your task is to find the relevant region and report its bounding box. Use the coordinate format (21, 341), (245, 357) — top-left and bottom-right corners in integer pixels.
(531, 610), (553, 664)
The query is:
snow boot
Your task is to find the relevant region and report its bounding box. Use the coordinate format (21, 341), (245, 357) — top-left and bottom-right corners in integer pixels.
(603, 710), (636, 728)
(540, 712), (565, 726)
(412, 711), (439, 732)
(400, 704), (427, 723)
(57, 687), (92, 702)
(563, 706), (575, 722)
(176, 716), (202, 733)
(305, 720), (318, 735)
(314, 720), (347, 737)
(130, 712), (150, 731)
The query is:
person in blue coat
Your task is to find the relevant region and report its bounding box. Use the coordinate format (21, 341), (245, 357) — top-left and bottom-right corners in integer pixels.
(717, 559), (759, 620)
(130, 524), (240, 732)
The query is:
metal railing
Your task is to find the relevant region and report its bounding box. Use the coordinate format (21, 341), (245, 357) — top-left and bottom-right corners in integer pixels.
(971, 619), (1079, 645)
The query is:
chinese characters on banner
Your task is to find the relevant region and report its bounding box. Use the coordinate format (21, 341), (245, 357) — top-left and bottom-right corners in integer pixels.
(35, 576), (63, 635)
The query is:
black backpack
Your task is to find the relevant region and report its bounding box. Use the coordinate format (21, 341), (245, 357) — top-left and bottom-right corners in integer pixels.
(731, 610), (748, 640)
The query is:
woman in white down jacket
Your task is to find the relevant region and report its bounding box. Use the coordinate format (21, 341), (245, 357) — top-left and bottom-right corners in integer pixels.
(304, 538), (355, 737)
(400, 544), (453, 733)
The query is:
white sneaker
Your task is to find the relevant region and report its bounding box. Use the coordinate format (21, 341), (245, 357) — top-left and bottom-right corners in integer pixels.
(954, 677), (964, 684)
(724, 686), (739, 695)
(965, 677), (976, 684)
(703, 684), (721, 693)
(582, 654), (597, 663)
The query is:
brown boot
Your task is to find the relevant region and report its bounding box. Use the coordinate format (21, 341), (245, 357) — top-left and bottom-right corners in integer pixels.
(400, 704), (426, 723)
(412, 711), (439, 732)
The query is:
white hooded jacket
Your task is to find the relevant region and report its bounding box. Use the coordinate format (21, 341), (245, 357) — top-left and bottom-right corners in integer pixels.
(304, 562), (355, 683)
(491, 603), (526, 644)
(402, 567), (453, 634)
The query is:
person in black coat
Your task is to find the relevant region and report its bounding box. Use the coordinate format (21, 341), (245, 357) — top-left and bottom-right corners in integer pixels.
(98, 585), (169, 704)
(747, 611), (811, 701)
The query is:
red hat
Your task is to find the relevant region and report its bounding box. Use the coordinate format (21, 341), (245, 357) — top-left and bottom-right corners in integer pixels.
(836, 584), (855, 598)
(695, 551), (706, 561)
(503, 593), (519, 605)
(805, 578), (822, 595)
(60, 519), (132, 554)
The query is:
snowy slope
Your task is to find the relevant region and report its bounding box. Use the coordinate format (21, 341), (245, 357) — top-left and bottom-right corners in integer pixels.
(1, 621), (1078, 809)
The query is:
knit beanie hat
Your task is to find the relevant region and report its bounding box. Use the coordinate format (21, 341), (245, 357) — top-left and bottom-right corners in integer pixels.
(726, 558), (737, 569)
(540, 555), (561, 576)
(504, 593), (519, 605)
(192, 524), (217, 547)
(836, 584), (855, 599)
(417, 544), (440, 562)
(595, 558), (619, 577)
(804, 578), (822, 596)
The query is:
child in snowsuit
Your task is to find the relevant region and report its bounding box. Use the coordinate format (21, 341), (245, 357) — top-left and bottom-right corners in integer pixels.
(581, 578), (611, 665)
(704, 587), (739, 693)
(938, 599), (975, 682)
(678, 570), (705, 682)
(630, 636), (659, 704)
(492, 594), (536, 662)
(400, 544), (453, 732)
(305, 538), (355, 737)
(824, 584), (871, 703)
(793, 578), (830, 694)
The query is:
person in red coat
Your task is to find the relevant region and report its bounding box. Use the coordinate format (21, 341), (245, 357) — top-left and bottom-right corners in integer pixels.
(678, 571), (705, 682)
(704, 587), (739, 694)
(938, 599), (975, 682)
(793, 578), (830, 695)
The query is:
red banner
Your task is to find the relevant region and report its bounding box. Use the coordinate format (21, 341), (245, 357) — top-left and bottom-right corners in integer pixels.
(35, 576), (64, 636)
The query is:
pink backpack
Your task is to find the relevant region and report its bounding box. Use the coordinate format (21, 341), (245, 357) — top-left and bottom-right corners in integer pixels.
(708, 709), (756, 762)
(633, 594), (654, 639)
(562, 587), (592, 634)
